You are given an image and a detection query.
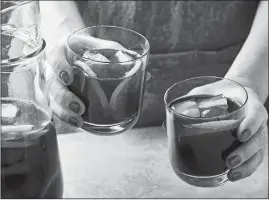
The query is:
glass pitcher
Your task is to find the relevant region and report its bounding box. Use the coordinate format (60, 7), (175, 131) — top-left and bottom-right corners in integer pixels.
(1, 1), (63, 198)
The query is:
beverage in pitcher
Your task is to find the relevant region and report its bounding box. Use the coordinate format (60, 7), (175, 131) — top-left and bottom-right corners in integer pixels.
(1, 99), (63, 199)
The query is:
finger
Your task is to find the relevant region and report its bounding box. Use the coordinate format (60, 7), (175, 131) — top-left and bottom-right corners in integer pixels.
(227, 148), (264, 182)
(226, 124), (267, 169)
(47, 44), (74, 85)
(237, 101), (268, 142)
(49, 94), (83, 128)
(46, 75), (85, 115)
(69, 34), (126, 52)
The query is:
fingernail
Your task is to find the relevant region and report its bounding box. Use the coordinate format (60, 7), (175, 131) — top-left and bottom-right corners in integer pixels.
(69, 117), (79, 127)
(229, 155), (241, 168)
(68, 102), (80, 114)
(60, 71), (69, 84)
(240, 129), (251, 142)
(231, 172), (242, 181)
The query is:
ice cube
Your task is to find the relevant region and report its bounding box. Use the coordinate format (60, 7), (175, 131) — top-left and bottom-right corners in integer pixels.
(1, 124), (35, 143)
(1, 104), (21, 124)
(197, 94), (228, 111)
(172, 100), (200, 117)
(1, 125), (34, 134)
(183, 119), (241, 137)
(114, 50), (133, 62)
(201, 107), (229, 118)
(83, 51), (110, 63)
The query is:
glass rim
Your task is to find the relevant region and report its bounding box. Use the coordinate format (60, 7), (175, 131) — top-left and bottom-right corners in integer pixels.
(66, 25), (150, 64)
(1, 1), (41, 65)
(1, 1), (39, 29)
(164, 76), (248, 120)
(1, 1), (31, 14)
(1, 39), (46, 72)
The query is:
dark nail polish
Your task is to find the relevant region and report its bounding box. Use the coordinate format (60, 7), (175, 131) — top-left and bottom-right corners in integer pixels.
(231, 172), (242, 181)
(229, 155), (241, 168)
(69, 102), (80, 114)
(240, 129), (251, 142)
(69, 117), (79, 127)
(60, 71), (69, 84)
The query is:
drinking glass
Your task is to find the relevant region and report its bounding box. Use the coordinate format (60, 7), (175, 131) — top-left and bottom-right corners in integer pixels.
(1, 1), (63, 198)
(164, 76), (248, 187)
(67, 26), (150, 135)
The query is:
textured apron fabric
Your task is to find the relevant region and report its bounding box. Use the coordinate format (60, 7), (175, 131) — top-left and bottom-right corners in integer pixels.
(75, 1), (259, 127)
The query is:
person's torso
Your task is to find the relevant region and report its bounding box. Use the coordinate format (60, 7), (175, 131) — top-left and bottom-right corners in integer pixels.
(76, 1), (258, 127)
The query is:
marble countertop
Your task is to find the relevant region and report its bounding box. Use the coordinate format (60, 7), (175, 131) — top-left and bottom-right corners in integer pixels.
(57, 126), (268, 198)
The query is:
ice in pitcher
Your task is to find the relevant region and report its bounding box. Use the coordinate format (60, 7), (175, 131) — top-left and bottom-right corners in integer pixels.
(1, 100), (50, 141)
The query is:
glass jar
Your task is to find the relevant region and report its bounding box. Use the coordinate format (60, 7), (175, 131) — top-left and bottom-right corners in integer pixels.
(1, 1), (63, 198)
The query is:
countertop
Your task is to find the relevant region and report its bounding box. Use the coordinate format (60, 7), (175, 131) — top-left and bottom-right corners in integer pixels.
(57, 126), (268, 198)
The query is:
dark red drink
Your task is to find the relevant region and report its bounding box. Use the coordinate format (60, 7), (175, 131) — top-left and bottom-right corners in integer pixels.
(168, 95), (242, 176)
(68, 49), (146, 135)
(1, 99), (63, 198)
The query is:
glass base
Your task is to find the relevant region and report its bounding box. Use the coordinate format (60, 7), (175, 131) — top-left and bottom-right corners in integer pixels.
(81, 117), (138, 136)
(173, 168), (229, 187)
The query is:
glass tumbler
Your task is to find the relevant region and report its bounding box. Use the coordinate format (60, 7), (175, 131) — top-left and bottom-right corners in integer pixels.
(164, 76), (248, 187)
(67, 26), (150, 135)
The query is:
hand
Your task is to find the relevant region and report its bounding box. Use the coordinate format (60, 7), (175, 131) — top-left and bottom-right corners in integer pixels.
(187, 80), (268, 182)
(226, 87), (268, 182)
(45, 35), (139, 128)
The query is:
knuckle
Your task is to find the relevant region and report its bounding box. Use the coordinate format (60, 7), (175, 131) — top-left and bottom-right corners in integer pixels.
(57, 109), (68, 120)
(243, 161), (255, 178)
(46, 46), (59, 58)
(242, 146), (254, 161)
(263, 108), (268, 120)
(55, 89), (67, 104)
(63, 90), (74, 105)
(263, 126), (268, 140)
(245, 150), (264, 177)
(45, 76), (56, 94)
(258, 150), (264, 165)
(258, 102), (266, 113)
(51, 60), (61, 72)
(256, 152), (263, 165)
(257, 125), (268, 144)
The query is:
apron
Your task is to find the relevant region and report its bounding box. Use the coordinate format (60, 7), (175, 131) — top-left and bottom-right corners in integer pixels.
(75, 0), (259, 127)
